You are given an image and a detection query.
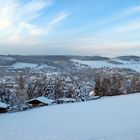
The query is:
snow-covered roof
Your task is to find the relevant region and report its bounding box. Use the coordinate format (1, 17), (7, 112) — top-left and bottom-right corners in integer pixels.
(89, 91), (95, 96)
(0, 102), (7, 108)
(27, 96), (55, 105)
(37, 97), (55, 105)
(57, 98), (76, 102)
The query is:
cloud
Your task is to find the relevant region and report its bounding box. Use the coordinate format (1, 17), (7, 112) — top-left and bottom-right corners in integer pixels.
(91, 5), (140, 29)
(64, 17), (140, 57)
(49, 11), (69, 25)
(121, 5), (140, 17)
(0, 0), (69, 45)
(72, 5), (140, 56)
(0, 1), (139, 56)
(69, 38), (140, 57)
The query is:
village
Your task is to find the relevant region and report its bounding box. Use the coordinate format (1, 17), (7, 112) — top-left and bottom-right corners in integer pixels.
(0, 60), (140, 113)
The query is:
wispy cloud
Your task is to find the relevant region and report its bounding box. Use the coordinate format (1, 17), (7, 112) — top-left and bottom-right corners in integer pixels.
(72, 5), (140, 56)
(90, 5), (140, 29)
(0, 0), (139, 56)
(121, 5), (140, 17)
(49, 11), (69, 25)
(0, 0), (69, 45)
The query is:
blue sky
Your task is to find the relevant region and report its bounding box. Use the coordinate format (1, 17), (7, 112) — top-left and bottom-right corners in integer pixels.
(0, 0), (140, 57)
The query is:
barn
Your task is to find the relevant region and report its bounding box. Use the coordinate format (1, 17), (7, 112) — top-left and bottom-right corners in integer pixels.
(26, 96), (55, 107)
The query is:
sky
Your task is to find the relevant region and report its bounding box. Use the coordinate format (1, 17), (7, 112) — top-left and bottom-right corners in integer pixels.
(0, 0), (140, 57)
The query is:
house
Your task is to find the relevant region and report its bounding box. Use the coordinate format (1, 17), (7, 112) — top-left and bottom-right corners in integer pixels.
(89, 91), (96, 96)
(0, 102), (8, 113)
(88, 91), (100, 100)
(26, 96), (55, 107)
(56, 98), (76, 104)
(88, 96), (100, 100)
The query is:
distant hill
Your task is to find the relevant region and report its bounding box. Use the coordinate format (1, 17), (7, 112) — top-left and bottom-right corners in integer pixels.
(117, 56), (140, 61)
(0, 55), (139, 66)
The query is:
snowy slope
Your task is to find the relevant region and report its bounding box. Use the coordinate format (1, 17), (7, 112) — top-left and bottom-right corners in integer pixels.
(1, 93), (140, 140)
(12, 62), (38, 69)
(71, 59), (140, 72)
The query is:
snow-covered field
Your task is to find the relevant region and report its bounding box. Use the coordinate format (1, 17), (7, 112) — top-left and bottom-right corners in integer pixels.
(1, 93), (140, 140)
(71, 59), (140, 72)
(12, 62), (38, 69)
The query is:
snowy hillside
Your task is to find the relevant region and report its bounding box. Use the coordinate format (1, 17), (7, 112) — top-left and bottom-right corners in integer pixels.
(0, 56), (16, 65)
(12, 62), (38, 69)
(71, 59), (140, 72)
(1, 93), (140, 140)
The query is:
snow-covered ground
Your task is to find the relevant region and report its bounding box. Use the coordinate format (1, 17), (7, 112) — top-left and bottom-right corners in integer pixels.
(1, 93), (140, 140)
(12, 62), (56, 71)
(12, 62), (38, 69)
(71, 59), (140, 72)
(35, 64), (51, 70)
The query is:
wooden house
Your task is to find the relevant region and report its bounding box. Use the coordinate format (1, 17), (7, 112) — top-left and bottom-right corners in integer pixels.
(56, 98), (76, 104)
(0, 102), (8, 113)
(26, 96), (55, 107)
